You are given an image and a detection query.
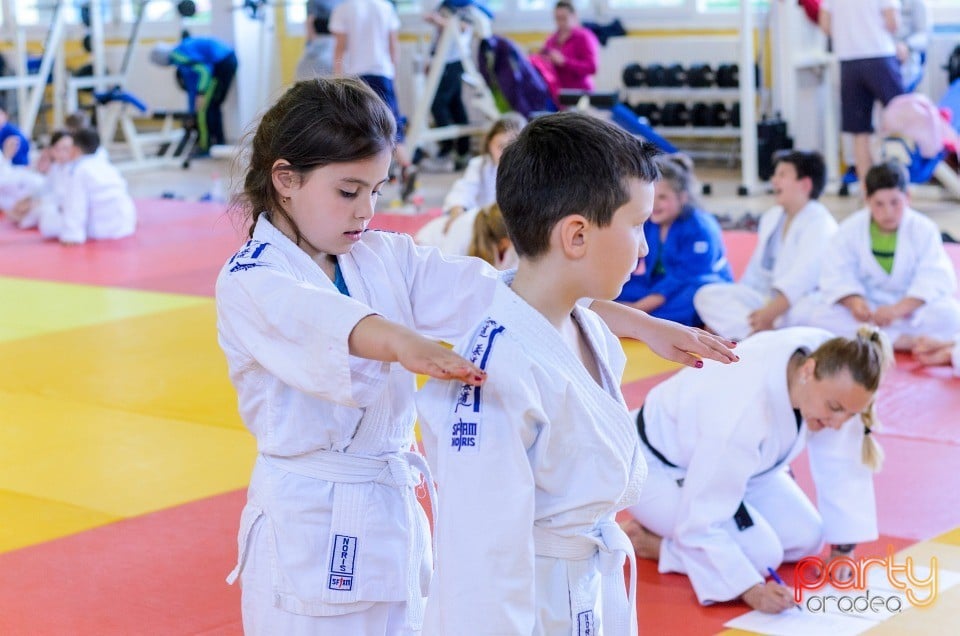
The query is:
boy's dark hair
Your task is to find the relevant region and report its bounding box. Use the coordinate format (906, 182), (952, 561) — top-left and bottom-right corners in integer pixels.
(772, 150), (826, 200)
(49, 130), (73, 147)
(865, 160), (909, 196)
(65, 110), (91, 132)
(496, 112), (660, 259)
(72, 128), (100, 155)
(555, 0), (576, 12)
(237, 77), (396, 240)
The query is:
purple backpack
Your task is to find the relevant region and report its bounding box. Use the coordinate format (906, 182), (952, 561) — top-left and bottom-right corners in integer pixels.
(477, 36), (556, 118)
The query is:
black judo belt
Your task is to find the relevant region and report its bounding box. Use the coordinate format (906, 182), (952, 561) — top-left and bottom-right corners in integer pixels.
(635, 407), (754, 531)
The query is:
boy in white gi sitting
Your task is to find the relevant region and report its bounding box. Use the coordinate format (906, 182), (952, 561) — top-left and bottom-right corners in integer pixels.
(808, 160), (960, 350)
(416, 112), (657, 636)
(39, 128), (136, 245)
(694, 150), (837, 341)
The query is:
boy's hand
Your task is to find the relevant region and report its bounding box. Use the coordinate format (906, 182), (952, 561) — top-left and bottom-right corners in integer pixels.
(872, 304), (899, 326)
(840, 295), (872, 322)
(393, 331), (487, 386)
(742, 582), (797, 614)
(748, 306), (776, 333)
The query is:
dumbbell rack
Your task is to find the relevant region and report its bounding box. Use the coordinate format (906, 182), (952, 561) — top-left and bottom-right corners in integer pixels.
(623, 86), (741, 139)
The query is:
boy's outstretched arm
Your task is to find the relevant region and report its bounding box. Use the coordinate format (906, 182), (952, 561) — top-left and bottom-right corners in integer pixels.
(349, 315), (487, 385)
(590, 300), (738, 368)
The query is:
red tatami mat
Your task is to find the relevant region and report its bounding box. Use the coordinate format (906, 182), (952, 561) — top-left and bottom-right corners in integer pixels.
(0, 201), (442, 296)
(0, 490), (246, 636)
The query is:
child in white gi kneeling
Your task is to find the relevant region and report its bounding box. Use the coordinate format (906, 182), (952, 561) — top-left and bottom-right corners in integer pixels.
(808, 160), (960, 349)
(416, 112), (658, 636)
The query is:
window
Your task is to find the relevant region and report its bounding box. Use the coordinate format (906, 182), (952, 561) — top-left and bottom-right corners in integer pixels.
(697, 0), (769, 11)
(608, 0), (684, 8)
(118, 0), (212, 24)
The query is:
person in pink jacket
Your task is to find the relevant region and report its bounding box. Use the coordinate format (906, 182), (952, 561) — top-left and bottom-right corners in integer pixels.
(541, 1), (599, 93)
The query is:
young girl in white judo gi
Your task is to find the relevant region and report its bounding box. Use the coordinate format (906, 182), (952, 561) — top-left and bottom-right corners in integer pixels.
(621, 326), (892, 614)
(808, 160), (960, 349)
(414, 113), (527, 254)
(466, 203), (517, 270)
(216, 78), (737, 636)
(37, 128), (136, 245)
(416, 112), (659, 636)
(694, 150), (837, 340)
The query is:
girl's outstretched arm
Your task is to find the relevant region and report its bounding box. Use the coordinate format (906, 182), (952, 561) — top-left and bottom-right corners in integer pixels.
(590, 300), (738, 368)
(349, 315), (486, 385)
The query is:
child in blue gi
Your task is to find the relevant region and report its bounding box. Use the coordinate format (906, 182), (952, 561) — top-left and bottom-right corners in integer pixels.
(616, 153), (732, 326)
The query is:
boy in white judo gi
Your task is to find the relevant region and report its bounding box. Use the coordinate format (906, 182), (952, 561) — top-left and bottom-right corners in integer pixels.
(808, 160), (960, 349)
(416, 112), (658, 636)
(694, 150), (837, 341)
(38, 128), (136, 245)
(216, 78), (736, 636)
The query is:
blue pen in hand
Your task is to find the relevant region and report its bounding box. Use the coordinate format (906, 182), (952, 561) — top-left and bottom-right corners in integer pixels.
(767, 567), (801, 612)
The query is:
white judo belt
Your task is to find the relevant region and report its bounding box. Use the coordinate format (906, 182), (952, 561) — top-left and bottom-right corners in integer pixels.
(533, 519), (638, 636)
(262, 449), (437, 630)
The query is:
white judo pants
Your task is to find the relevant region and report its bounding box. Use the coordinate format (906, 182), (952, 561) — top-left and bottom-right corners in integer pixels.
(693, 283), (819, 342)
(806, 297), (960, 348)
(627, 448), (824, 576)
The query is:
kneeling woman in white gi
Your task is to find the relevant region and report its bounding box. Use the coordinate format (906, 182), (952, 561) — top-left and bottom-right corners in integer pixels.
(621, 326), (891, 614)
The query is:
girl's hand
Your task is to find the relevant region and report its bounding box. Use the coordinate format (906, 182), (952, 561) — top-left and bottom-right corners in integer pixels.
(644, 318), (738, 368)
(393, 331), (487, 386)
(742, 581), (798, 614)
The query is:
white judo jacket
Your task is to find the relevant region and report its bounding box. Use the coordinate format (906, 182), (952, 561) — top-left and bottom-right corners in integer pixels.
(740, 201), (838, 305)
(819, 207), (957, 308)
(59, 152), (136, 243)
(417, 278), (647, 636)
(643, 328), (878, 605)
(216, 217), (499, 625)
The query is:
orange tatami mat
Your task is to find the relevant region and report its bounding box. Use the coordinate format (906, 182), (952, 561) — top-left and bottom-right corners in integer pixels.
(1, 202), (958, 635)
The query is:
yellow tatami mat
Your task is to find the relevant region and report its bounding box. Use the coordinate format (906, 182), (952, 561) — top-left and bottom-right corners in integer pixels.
(0, 279), (254, 553)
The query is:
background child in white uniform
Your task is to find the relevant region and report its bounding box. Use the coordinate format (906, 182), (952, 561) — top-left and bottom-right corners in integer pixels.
(415, 113), (527, 254)
(217, 78), (737, 636)
(621, 327), (891, 614)
(809, 161), (960, 349)
(38, 128), (136, 244)
(417, 112), (658, 636)
(694, 151), (837, 341)
(12, 130), (75, 231)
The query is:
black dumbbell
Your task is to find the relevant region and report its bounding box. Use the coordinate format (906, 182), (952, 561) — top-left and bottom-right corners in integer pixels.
(691, 102), (730, 127)
(632, 102), (662, 126)
(664, 64), (687, 87)
(177, 0), (197, 17)
(661, 102), (690, 127)
(731, 101), (741, 127)
(687, 64), (715, 88)
(645, 64), (667, 87)
(716, 63), (739, 88)
(709, 102), (730, 126)
(622, 63), (646, 88)
(691, 102), (711, 127)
